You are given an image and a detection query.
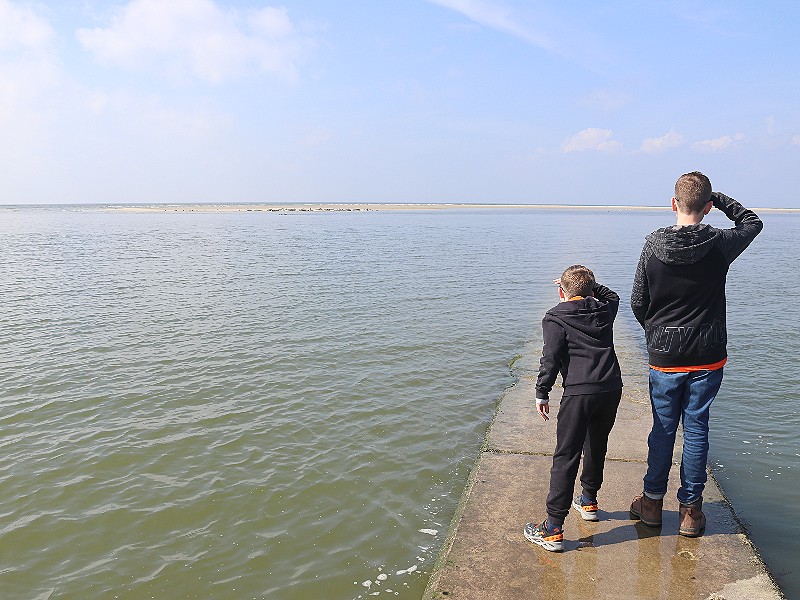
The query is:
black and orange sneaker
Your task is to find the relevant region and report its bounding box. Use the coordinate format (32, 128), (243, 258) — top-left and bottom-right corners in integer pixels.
(524, 520), (564, 552)
(572, 495), (599, 521)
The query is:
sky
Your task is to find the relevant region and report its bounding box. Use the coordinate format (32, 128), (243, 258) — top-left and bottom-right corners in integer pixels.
(1, 0), (799, 206)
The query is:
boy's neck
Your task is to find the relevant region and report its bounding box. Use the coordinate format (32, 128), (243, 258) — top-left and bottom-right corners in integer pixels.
(671, 197), (710, 227)
(675, 212), (704, 227)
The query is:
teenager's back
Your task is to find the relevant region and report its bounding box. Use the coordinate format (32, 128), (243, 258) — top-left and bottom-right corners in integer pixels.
(631, 192), (762, 369)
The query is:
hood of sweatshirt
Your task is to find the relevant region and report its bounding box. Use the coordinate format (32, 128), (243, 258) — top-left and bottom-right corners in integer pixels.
(644, 223), (719, 265)
(546, 296), (615, 339)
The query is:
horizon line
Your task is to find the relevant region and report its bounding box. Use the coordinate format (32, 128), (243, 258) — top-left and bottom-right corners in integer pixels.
(1, 202), (798, 212)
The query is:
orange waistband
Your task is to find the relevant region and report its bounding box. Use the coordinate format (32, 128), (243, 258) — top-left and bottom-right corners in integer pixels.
(649, 358), (727, 373)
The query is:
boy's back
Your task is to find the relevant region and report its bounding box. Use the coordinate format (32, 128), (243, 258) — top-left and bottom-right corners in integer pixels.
(535, 285), (622, 400)
(632, 191), (762, 369)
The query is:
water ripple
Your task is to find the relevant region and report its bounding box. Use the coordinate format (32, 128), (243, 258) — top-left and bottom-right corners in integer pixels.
(1, 208), (797, 598)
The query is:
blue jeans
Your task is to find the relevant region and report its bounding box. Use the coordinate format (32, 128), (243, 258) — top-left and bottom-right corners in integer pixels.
(644, 368), (724, 506)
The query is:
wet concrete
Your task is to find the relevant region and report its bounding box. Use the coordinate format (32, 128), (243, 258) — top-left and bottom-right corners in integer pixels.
(424, 342), (784, 600)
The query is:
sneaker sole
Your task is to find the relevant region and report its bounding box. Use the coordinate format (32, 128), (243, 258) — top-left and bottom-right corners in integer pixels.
(572, 500), (599, 521)
(629, 508), (662, 528)
(524, 529), (564, 552)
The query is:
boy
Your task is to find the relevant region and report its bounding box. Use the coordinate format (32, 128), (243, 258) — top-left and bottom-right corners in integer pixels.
(524, 265), (623, 552)
(629, 172), (762, 537)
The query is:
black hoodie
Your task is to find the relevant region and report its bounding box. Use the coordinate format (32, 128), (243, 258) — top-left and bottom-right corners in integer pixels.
(630, 192), (763, 368)
(535, 284), (623, 400)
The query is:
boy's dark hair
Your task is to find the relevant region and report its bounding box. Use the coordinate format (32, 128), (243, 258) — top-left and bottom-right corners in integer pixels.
(560, 265), (595, 298)
(674, 171), (712, 215)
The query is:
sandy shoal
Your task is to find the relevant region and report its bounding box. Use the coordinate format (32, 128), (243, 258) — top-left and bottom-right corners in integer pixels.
(112, 203), (676, 213)
(110, 203), (799, 213)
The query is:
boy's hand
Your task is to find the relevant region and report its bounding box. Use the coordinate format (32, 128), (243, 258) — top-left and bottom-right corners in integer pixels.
(553, 278), (566, 302)
(537, 400), (550, 421)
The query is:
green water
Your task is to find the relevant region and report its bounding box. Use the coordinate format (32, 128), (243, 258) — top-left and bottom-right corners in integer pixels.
(0, 206), (796, 598)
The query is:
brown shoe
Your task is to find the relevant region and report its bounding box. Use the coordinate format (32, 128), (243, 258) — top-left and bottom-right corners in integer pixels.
(679, 502), (706, 537)
(630, 494), (663, 527)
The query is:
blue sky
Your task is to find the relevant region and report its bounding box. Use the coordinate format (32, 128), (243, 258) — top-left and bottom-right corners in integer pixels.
(1, 0), (799, 206)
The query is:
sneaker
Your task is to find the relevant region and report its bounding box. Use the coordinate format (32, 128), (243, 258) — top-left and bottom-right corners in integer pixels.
(572, 495), (599, 521)
(524, 520), (564, 552)
(630, 493), (663, 527)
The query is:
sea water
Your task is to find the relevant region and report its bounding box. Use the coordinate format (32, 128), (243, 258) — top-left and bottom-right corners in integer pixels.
(0, 206), (797, 599)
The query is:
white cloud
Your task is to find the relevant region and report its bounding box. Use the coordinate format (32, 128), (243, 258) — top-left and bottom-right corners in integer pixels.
(427, 0), (553, 50)
(0, 57), (59, 120)
(0, 0), (60, 164)
(639, 128), (684, 154)
(792, 134), (800, 146)
(561, 128), (621, 153)
(0, 1), (243, 202)
(0, 0), (53, 51)
(83, 90), (233, 135)
(76, 0), (312, 84)
(691, 133), (744, 152)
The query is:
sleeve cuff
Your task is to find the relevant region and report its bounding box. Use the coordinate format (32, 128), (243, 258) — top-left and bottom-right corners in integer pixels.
(535, 397), (549, 405)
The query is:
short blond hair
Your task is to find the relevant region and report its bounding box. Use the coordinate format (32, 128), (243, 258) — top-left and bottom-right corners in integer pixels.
(674, 171), (712, 215)
(560, 265), (594, 298)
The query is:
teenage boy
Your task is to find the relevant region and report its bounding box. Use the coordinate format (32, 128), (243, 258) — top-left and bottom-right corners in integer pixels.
(629, 172), (762, 537)
(524, 265), (623, 552)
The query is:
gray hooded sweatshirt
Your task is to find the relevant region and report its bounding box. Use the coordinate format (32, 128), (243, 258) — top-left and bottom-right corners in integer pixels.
(630, 192), (762, 368)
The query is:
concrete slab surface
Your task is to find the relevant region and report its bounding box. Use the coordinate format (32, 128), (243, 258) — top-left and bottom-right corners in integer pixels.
(488, 378), (656, 463)
(425, 454), (778, 600)
(424, 342), (784, 600)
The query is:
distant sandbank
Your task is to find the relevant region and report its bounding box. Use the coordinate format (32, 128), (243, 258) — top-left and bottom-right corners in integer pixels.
(113, 203), (593, 213)
(112, 203), (666, 213)
(110, 203), (798, 213)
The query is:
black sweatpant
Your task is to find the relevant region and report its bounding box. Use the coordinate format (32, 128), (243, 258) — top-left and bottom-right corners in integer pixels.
(546, 389), (622, 526)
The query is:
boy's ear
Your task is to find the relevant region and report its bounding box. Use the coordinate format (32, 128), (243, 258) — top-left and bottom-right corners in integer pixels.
(703, 200), (713, 215)
(671, 197), (678, 212)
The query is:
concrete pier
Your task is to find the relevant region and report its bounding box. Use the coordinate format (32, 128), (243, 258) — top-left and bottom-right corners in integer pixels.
(424, 340), (784, 600)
